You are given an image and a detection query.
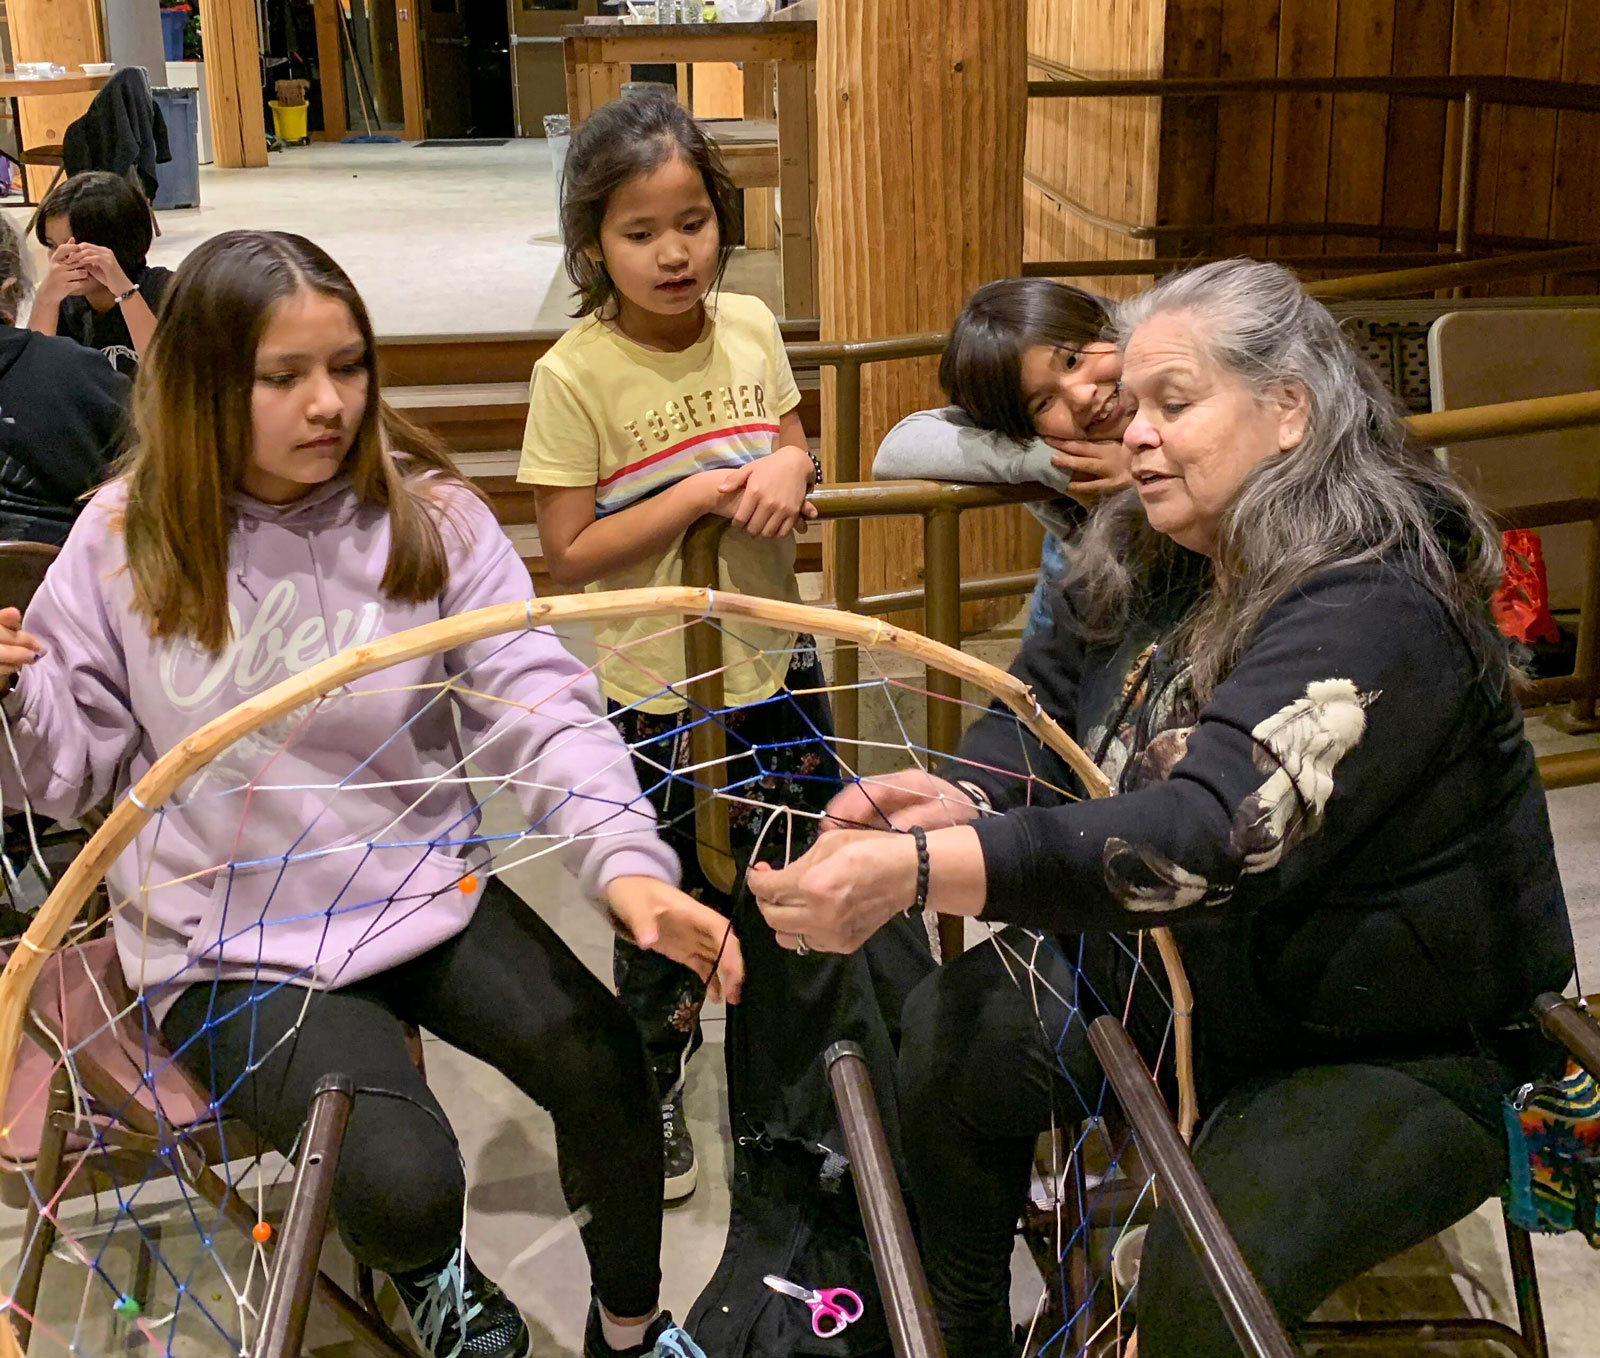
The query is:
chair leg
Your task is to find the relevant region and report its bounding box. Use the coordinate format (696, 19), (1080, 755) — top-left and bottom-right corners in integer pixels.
(14, 1068), (73, 1351)
(1503, 1216), (1550, 1358)
(1062, 1146), (1092, 1354)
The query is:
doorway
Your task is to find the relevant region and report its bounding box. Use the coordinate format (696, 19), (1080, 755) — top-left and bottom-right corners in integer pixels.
(420, 0), (513, 139)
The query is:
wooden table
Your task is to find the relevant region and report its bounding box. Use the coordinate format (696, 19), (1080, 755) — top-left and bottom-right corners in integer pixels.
(0, 71), (108, 205)
(562, 19), (819, 318)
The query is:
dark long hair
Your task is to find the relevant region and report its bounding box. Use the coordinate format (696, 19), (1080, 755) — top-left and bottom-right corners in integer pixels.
(559, 91), (741, 319)
(938, 279), (1110, 441)
(35, 171), (155, 281)
(121, 230), (470, 653)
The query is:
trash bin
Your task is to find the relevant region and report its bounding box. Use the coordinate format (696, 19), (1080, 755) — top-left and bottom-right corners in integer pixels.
(160, 6), (192, 62)
(151, 86), (200, 209)
(544, 113), (569, 240)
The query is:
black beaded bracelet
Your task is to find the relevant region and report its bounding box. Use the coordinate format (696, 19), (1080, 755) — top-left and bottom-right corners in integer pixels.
(908, 824), (930, 917)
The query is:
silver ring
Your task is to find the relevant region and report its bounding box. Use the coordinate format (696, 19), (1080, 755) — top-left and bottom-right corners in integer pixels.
(795, 934), (809, 956)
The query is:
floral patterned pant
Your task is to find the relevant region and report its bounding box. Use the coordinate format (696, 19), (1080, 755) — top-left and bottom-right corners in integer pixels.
(609, 638), (840, 1096)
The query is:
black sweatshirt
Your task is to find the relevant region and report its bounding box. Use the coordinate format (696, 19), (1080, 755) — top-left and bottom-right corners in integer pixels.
(947, 555), (1574, 1071)
(0, 326), (130, 544)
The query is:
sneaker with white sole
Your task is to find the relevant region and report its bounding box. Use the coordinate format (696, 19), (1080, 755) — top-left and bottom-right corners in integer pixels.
(661, 1090), (697, 1201)
(583, 1301), (707, 1358)
(389, 1249), (531, 1358)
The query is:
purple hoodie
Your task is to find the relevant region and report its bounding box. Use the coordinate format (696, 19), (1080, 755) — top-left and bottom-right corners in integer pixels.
(0, 473), (678, 1011)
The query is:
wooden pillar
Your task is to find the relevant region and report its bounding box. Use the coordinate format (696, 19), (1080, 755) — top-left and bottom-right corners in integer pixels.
(311, 0), (347, 141)
(197, 0), (268, 167)
(742, 61), (776, 250)
(395, 0), (426, 140)
(7, 0), (104, 200)
(817, 0), (1034, 631)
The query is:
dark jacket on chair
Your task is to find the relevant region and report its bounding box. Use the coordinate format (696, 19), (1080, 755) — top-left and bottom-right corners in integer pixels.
(63, 69), (170, 200)
(0, 326), (129, 544)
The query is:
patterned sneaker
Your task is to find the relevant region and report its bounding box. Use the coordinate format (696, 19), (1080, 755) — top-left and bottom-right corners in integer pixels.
(661, 1090), (697, 1201)
(583, 1301), (707, 1358)
(389, 1249), (531, 1358)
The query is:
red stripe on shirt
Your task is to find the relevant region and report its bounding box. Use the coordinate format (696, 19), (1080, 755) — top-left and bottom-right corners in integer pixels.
(596, 421), (780, 490)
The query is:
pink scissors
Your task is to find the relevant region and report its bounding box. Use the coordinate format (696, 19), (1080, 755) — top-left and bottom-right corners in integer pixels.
(763, 1274), (864, 1338)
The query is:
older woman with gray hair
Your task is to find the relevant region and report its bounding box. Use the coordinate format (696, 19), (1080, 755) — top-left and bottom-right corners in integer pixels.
(749, 258), (1575, 1354)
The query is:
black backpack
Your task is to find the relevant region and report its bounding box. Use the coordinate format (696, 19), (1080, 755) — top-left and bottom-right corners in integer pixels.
(686, 897), (935, 1356)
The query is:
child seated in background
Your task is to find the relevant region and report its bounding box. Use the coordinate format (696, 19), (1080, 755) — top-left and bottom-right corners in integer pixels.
(872, 279), (1132, 637)
(30, 171), (172, 377)
(0, 213), (128, 544)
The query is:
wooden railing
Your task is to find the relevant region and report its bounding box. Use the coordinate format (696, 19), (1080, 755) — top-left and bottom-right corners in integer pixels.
(1021, 69), (1600, 290)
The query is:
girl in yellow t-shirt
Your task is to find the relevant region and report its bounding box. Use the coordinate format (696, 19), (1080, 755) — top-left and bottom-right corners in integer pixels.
(518, 92), (841, 1203)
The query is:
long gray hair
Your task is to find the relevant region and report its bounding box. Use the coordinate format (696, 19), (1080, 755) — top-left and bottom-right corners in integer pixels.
(1068, 258), (1506, 701)
(0, 214), (30, 327)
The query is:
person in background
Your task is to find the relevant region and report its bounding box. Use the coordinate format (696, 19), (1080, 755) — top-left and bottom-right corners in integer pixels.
(0, 212), (129, 543)
(873, 279), (1131, 639)
(30, 171), (172, 377)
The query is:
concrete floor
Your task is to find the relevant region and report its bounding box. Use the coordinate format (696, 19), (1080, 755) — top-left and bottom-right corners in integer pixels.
(2, 140), (785, 337)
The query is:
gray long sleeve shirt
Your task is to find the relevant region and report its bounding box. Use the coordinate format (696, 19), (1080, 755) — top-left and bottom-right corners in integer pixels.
(871, 406), (1081, 540)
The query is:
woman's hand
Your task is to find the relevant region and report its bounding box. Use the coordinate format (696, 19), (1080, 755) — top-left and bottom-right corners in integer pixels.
(720, 447), (818, 538)
(1045, 437), (1132, 507)
(0, 607), (44, 688)
(64, 243), (135, 300)
(605, 875), (744, 1004)
(748, 830), (919, 955)
(823, 771), (980, 834)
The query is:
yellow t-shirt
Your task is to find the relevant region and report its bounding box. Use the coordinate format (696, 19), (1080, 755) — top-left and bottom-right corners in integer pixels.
(517, 293), (804, 713)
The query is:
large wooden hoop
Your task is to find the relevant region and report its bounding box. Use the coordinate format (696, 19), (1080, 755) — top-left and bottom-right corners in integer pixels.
(0, 588), (1196, 1318)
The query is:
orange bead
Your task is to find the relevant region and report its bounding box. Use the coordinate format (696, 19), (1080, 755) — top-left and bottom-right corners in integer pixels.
(458, 873), (478, 894)
(252, 1221), (273, 1244)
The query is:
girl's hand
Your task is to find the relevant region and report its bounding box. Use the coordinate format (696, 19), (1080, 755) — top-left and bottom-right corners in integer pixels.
(605, 875), (744, 1004)
(822, 771), (980, 834)
(67, 243), (135, 299)
(1045, 437), (1133, 507)
(39, 242), (92, 302)
(748, 831), (918, 955)
(0, 607), (44, 685)
(720, 447), (818, 538)
(685, 466), (748, 521)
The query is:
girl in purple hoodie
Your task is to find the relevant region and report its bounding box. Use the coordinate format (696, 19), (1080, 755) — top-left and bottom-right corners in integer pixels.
(0, 231), (730, 1358)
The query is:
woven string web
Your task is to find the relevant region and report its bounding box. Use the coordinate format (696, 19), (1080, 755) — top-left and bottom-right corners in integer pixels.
(0, 602), (1183, 1358)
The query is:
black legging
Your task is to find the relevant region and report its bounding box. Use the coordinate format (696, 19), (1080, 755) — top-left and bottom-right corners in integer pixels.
(897, 926), (1520, 1357)
(161, 878), (663, 1319)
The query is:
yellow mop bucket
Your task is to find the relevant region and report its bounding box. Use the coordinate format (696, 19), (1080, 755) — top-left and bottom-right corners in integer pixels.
(269, 100), (309, 145)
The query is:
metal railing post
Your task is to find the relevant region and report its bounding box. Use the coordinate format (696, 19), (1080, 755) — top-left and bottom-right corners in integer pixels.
(1454, 87), (1482, 298)
(921, 507), (966, 960)
(824, 1042), (947, 1358)
(257, 1075), (355, 1358)
(833, 358), (863, 757)
(1086, 1017), (1299, 1358)
(682, 516), (738, 894)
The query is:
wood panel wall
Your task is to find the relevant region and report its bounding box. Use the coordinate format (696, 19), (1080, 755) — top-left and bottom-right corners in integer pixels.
(818, 0), (1036, 629)
(1026, 0), (1600, 295)
(1024, 0), (1163, 299)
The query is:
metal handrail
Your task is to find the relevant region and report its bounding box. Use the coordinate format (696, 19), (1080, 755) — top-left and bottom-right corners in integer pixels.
(678, 385), (1600, 901)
